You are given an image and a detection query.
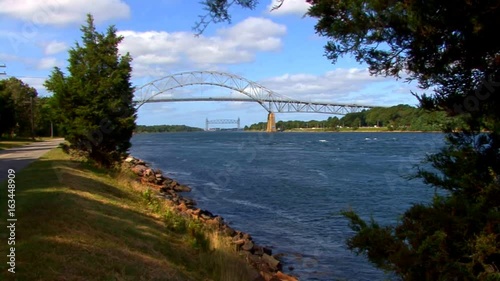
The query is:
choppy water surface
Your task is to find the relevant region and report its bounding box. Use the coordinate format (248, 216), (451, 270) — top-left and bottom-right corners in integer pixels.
(130, 132), (445, 280)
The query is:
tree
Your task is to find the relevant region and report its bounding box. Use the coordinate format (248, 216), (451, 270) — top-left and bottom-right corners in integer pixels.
(198, 1), (500, 279)
(326, 116), (340, 129)
(340, 111), (366, 128)
(34, 97), (59, 137)
(0, 77), (38, 138)
(45, 14), (136, 167)
(308, 0), (500, 279)
(195, 1), (315, 33)
(0, 81), (16, 136)
(194, 0), (259, 34)
(308, 0), (500, 118)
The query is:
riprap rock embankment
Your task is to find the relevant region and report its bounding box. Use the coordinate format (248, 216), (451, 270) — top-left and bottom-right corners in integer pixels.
(125, 156), (299, 281)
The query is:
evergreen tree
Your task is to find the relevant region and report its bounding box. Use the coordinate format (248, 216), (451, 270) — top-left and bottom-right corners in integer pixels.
(307, 0), (500, 278)
(198, 1), (500, 279)
(45, 14), (136, 167)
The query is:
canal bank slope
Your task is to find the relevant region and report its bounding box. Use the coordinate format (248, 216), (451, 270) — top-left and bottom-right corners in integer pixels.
(0, 148), (259, 280)
(124, 156), (299, 281)
(0, 146), (298, 281)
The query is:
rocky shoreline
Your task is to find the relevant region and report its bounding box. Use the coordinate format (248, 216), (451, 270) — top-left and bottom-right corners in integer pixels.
(124, 156), (299, 281)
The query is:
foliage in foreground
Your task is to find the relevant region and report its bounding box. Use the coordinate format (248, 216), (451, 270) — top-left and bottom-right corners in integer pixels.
(312, 0), (500, 279)
(198, 0), (500, 279)
(45, 14), (136, 167)
(343, 131), (500, 279)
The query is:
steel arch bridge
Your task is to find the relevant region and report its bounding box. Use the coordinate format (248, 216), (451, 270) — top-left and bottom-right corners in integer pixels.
(205, 118), (240, 131)
(133, 70), (381, 132)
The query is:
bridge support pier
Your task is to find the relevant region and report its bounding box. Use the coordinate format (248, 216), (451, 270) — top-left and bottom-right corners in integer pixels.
(266, 112), (276, 133)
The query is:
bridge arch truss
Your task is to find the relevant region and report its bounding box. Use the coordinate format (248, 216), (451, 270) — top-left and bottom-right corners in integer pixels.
(133, 71), (378, 115)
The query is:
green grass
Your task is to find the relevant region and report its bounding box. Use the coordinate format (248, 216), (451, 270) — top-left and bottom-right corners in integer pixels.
(0, 148), (257, 281)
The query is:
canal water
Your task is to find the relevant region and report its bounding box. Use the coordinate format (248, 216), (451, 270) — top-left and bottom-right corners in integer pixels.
(130, 132), (445, 280)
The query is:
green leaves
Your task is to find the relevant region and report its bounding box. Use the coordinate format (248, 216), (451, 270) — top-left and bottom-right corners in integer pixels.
(308, 1), (500, 278)
(45, 14), (136, 167)
(194, 1), (500, 279)
(0, 82), (16, 136)
(343, 133), (500, 279)
(194, 0), (261, 34)
(0, 77), (38, 137)
(309, 0), (500, 110)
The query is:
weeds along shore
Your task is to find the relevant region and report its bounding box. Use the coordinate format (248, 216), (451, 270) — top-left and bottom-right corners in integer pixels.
(125, 155), (299, 281)
(0, 147), (297, 281)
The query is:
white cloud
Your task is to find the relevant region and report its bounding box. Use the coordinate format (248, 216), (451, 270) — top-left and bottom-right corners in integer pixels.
(215, 17), (286, 52)
(0, 0), (130, 26)
(118, 17), (286, 77)
(0, 52), (20, 61)
(267, 0), (311, 16)
(44, 41), (68, 55)
(37, 57), (60, 69)
(259, 68), (396, 105)
(18, 77), (47, 95)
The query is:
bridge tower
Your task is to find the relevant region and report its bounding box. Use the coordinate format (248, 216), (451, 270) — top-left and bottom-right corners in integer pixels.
(266, 112), (276, 133)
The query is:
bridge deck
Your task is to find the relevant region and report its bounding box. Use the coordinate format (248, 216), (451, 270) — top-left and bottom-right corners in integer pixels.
(134, 97), (381, 115)
(133, 71), (384, 115)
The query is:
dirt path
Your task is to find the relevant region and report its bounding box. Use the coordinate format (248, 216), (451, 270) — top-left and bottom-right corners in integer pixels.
(0, 138), (64, 182)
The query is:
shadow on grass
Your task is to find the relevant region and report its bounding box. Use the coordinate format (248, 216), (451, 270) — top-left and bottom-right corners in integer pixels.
(0, 152), (256, 281)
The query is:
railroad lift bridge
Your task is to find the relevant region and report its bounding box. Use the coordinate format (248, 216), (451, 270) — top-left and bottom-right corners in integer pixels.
(133, 71), (381, 132)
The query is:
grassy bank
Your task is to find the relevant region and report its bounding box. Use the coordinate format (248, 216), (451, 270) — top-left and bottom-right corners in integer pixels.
(0, 148), (256, 280)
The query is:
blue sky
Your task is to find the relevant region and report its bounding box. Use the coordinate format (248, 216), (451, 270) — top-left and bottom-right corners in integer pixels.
(0, 0), (425, 128)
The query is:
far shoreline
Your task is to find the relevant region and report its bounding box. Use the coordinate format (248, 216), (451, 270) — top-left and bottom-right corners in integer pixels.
(133, 129), (444, 134)
(243, 129), (443, 133)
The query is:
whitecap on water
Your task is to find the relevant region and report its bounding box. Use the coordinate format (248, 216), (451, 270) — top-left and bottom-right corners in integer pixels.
(309, 169), (328, 179)
(223, 198), (270, 210)
(203, 182), (230, 192)
(167, 171), (192, 176)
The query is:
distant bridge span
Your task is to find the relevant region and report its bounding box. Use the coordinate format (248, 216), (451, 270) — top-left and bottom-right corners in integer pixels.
(205, 118), (240, 131)
(133, 71), (382, 132)
(140, 97), (375, 115)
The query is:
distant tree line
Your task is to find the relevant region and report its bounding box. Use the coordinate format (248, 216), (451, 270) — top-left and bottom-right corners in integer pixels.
(135, 125), (203, 133)
(245, 105), (460, 131)
(0, 77), (58, 138)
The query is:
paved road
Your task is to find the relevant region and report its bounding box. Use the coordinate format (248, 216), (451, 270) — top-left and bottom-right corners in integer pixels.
(0, 138), (64, 182)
